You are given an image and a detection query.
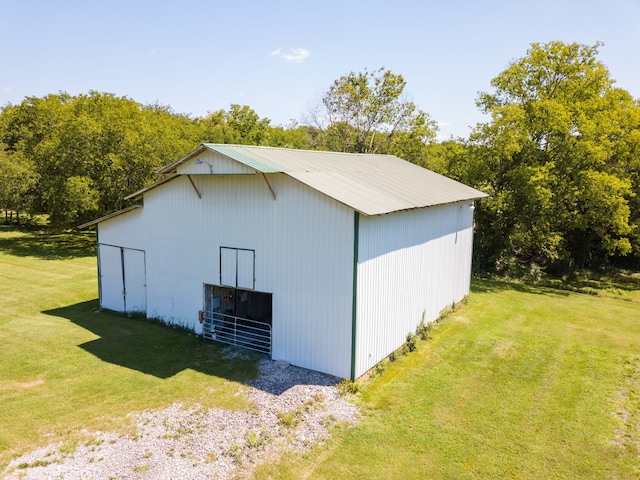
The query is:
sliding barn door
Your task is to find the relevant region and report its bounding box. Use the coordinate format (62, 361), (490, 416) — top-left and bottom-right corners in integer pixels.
(98, 244), (146, 314)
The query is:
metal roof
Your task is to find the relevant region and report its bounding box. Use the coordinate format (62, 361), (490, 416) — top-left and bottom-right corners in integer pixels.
(78, 204), (142, 229)
(124, 173), (179, 201)
(157, 144), (488, 216)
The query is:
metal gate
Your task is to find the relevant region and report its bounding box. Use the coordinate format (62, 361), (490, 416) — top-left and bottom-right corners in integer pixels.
(202, 311), (272, 355)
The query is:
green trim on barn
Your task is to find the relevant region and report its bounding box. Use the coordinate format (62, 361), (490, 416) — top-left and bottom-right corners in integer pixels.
(350, 211), (359, 381)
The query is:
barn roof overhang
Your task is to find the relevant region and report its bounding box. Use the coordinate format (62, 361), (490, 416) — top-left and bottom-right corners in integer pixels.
(78, 204), (143, 229)
(124, 173), (179, 201)
(155, 144), (489, 216)
(84, 143), (489, 227)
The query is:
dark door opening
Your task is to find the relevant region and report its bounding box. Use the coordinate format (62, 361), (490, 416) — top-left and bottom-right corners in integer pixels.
(202, 284), (272, 354)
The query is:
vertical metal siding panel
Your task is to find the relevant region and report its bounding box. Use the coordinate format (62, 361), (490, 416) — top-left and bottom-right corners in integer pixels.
(137, 173), (352, 378)
(123, 248), (146, 313)
(97, 210), (146, 315)
(143, 176), (206, 330)
(98, 208), (145, 249)
(355, 201), (476, 378)
(98, 244), (125, 312)
(236, 249), (254, 289)
(220, 248), (237, 286)
(270, 176), (353, 378)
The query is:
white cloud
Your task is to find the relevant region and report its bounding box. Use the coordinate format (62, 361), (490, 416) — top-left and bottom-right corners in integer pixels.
(271, 47), (310, 64)
(2, 86), (14, 94)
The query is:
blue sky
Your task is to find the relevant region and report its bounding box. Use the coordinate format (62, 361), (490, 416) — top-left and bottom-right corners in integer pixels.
(1, 0), (639, 139)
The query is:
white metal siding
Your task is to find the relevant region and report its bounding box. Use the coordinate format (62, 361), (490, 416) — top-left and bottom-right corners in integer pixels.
(236, 249), (254, 289)
(123, 248), (146, 313)
(98, 207), (145, 250)
(97, 208), (147, 315)
(98, 244), (125, 312)
(354, 201), (475, 378)
(176, 150), (256, 175)
(97, 244), (146, 314)
(138, 173), (354, 378)
(220, 247), (237, 286)
(95, 166), (477, 379)
(268, 176), (354, 378)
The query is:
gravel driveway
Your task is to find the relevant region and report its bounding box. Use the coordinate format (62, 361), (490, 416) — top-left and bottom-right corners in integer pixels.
(3, 355), (359, 479)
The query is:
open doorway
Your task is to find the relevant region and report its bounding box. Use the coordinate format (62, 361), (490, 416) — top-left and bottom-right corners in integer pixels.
(202, 284), (272, 354)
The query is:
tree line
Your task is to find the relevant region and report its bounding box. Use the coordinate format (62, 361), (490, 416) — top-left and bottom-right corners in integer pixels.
(1, 41), (639, 274)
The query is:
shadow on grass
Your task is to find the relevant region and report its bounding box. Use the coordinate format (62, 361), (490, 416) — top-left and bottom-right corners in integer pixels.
(43, 300), (340, 394)
(0, 227), (96, 259)
(43, 299), (260, 383)
(563, 271), (640, 293)
(471, 277), (569, 296)
(472, 272), (640, 302)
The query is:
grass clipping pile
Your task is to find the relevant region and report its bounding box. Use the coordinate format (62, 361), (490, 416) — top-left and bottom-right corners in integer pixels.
(4, 356), (360, 480)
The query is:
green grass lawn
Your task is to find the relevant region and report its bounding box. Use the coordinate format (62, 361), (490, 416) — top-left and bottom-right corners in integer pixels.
(255, 283), (640, 479)
(0, 227), (258, 468)
(2, 227), (640, 479)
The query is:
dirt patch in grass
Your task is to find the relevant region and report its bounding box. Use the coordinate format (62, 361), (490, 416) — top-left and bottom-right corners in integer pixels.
(612, 357), (640, 461)
(13, 378), (45, 390)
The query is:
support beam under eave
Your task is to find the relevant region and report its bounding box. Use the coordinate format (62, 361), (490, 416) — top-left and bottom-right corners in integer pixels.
(261, 173), (277, 200)
(187, 175), (202, 199)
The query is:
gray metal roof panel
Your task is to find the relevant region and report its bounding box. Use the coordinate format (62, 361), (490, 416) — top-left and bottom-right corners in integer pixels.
(202, 144), (283, 173)
(153, 143), (488, 216)
(288, 171), (409, 216)
(203, 144), (402, 173)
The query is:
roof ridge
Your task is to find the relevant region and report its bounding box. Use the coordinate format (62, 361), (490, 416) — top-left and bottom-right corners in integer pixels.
(202, 143), (394, 157)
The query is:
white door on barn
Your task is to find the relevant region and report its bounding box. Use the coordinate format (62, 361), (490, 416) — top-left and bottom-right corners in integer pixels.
(98, 244), (125, 312)
(98, 244), (146, 314)
(123, 248), (146, 313)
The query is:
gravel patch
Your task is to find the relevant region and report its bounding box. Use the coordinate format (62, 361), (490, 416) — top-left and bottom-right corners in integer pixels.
(2, 356), (359, 480)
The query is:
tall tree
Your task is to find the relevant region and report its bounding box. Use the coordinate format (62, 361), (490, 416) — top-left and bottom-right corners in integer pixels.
(0, 94), (306, 227)
(225, 104), (271, 145)
(0, 146), (38, 223)
(0, 92), (200, 226)
(469, 41), (640, 272)
(198, 105), (281, 146)
(313, 67), (436, 154)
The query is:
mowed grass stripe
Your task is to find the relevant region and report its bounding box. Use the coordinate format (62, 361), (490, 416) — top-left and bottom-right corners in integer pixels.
(3, 228), (640, 478)
(255, 282), (640, 480)
(0, 229), (258, 467)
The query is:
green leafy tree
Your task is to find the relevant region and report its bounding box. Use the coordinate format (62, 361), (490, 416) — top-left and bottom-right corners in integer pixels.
(389, 111), (439, 166)
(314, 67), (437, 153)
(470, 41), (639, 272)
(0, 92), (200, 226)
(265, 120), (314, 149)
(0, 146), (38, 223)
(44, 175), (100, 226)
(198, 105), (281, 146)
(198, 109), (241, 144)
(225, 104), (271, 145)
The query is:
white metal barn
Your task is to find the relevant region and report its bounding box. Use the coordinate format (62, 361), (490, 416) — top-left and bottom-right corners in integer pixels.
(81, 144), (487, 380)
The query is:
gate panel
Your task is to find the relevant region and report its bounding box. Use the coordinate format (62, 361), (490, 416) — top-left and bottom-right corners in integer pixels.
(202, 312), (272, 355)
